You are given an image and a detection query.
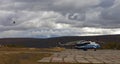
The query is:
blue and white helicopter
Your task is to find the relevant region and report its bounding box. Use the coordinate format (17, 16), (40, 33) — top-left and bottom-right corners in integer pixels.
(75, 41), (100, 51)
(58, 40), (100, 51)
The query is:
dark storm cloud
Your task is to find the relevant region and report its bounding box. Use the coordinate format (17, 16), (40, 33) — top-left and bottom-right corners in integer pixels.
(17, 0), (118, 28)
(0, 0), (120, 38)
(99, 0), (115, 8)
(101, 5), (120, 22)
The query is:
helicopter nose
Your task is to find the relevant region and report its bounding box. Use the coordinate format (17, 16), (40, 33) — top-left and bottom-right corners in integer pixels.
(97, 44), (100, 48)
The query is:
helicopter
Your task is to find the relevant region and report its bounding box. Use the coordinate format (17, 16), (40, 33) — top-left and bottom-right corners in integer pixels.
(74, 41), (101, 51)
(58, 40), (101, 51)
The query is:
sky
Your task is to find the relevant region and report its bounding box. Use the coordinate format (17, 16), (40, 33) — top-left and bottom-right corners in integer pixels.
(0, 0), (120, 38)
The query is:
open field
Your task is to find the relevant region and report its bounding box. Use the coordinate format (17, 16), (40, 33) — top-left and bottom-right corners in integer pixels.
(0, 47), (65, 52)
(0, 47), (64, 64)
(0, 52), (51, 64)
(0, 48), (120, 64)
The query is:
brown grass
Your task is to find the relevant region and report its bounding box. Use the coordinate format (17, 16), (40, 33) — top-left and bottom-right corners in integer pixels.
(0, 52), (51, 64)
(45, 47), (65, 52)
(0, 47), (105, 64)
(0, 47), (65, 52)
(0, 47), (66, 64)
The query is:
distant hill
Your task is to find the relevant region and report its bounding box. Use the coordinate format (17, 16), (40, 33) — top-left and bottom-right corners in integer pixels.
(0, 34), (120, 49)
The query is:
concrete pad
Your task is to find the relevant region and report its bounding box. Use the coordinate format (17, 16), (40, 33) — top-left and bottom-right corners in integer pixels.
(58, 55), (67, 58)
(76, 58), (89, 63)
(64, 57), (76, 63)
(76, 55), (84, 58)
(66, 55), (75, 58)
(114, 61), (120, 64)
(84, 56), (94, 58)
(102, 59), (114, 63)
(37, 57), (51, 62)
(38, 50), (120, 63)
(87, 58), (103, 63)
(51, 57), (63, 62)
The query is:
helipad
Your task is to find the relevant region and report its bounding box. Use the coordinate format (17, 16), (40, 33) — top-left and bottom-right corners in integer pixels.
(38, 49), (120, 64)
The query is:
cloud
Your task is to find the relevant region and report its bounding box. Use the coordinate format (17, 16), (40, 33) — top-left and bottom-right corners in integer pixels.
(0, 28), (120, 38)
(0, 0), (120, 38)
(99, 0), (115, 8)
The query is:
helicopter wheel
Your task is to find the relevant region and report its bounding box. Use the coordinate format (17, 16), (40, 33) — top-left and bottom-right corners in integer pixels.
(94, 49), (96, 51)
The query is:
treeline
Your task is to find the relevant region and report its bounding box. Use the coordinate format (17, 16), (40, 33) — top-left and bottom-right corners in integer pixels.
(101, 42), (120, 49)
(0, 44), (25, 48)
(0, 34), (119, 49)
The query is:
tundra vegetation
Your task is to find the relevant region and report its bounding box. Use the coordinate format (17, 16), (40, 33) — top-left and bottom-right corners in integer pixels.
(0, 47), (65, 64)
